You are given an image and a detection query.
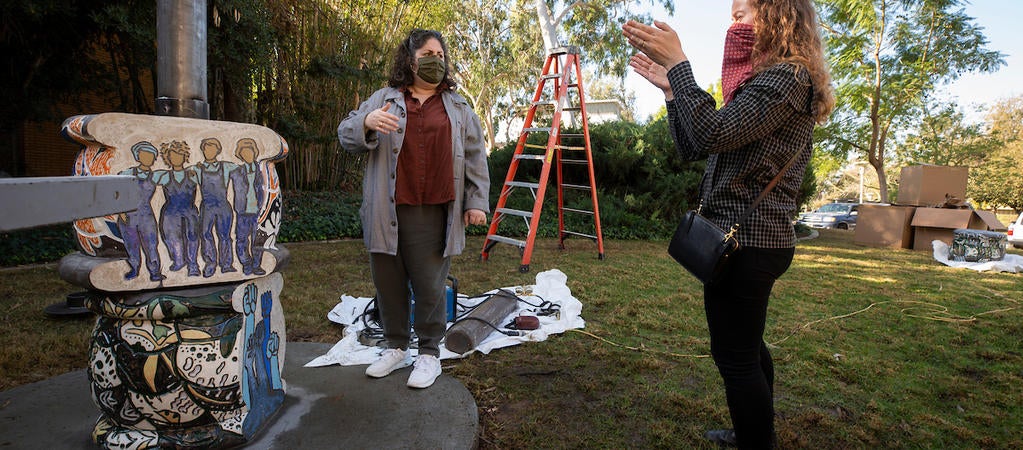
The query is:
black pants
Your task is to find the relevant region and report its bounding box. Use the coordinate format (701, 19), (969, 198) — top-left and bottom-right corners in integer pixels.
(704, 246), (794, 449)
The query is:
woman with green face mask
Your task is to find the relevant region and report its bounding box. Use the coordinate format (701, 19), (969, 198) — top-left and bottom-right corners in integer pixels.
(337, 29), (490, 389)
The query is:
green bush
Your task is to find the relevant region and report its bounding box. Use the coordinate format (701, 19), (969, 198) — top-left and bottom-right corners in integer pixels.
(0, 224), (79, 266)
(277, 190), (362, 242)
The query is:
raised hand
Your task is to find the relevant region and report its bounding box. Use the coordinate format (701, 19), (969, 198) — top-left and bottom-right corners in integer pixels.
(622, 20), (688, 71)
(364, 102), (400, 134)
(629, 53), (672, 97)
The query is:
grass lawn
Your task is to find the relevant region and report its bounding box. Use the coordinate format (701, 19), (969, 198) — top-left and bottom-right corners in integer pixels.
(2, 230), (1021, 448)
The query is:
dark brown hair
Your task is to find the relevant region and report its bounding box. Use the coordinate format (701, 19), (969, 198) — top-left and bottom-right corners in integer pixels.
(387, 29), (456, 90)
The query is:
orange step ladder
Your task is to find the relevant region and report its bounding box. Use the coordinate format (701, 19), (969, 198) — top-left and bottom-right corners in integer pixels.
(481, 46), (604, 273)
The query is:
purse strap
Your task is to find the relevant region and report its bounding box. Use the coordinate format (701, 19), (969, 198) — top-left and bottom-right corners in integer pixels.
(699, 149), (803, 234)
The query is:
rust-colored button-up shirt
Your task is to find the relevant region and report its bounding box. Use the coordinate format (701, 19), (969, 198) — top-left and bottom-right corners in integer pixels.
(395, 90), (455, 206)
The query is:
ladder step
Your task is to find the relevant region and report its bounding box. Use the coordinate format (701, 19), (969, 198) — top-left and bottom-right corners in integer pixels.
(531, 101), (556, 107)
(561, 158), (588, 165)
(563, 107), (581, 112)
(487, 234), (527, 248)
(515, 154), (545, 161)
(542, 73), (563, 79)
(557, 145), (585, 151)
(562, 207), (594, 215)
(506, 181), (540, 189)
(560, 133), (585, 138)
(523, 127), (552, 133)
(497, 207), (533, 218)
(563, 230), (597, 240)
(561, 183), (591, 190)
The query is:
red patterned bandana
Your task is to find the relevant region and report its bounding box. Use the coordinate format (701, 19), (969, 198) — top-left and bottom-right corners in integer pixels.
(721, 22), (755, 105)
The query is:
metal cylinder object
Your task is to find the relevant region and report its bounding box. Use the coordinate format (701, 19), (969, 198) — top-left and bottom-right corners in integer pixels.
(156, 0), (209, 119)
(444, 290), (519, 354)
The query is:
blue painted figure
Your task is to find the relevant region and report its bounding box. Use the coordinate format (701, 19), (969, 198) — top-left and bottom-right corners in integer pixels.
(241, 283), (284, 437)
(155, 140), (202, 277)
(117, 141), (165, 281)
(230, 138), (265, 276)
(196, 138), (239, 277)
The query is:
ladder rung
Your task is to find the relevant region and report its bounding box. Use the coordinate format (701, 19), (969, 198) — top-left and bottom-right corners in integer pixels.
(497, 207), (533, 218)
(561, 159), (588, 165)
(506, 181), (540, 189)
(557, 145), (585, 151)
(561, 183), (591, 190)
(563, 230), (597, 240)
(524, 143), (548, 150)
(563, 107), (581, 112)
(523, 127), (552, 133)
(542, 73), (563, 79)
(487, 235), (527, 248)
(561, 133), (585, 138)
(515, 154), (545, 160)
(531, 101), (556, 107)
(562, 207), (594, 215)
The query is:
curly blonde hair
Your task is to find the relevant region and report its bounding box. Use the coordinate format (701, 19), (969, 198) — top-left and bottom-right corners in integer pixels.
(751, 0), (835, 123)
(159, 140), (191, 167)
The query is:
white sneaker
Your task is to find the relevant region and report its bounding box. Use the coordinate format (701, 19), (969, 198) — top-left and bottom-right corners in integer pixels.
(365, 348), (412, 378)
(406, 354), (442, 388)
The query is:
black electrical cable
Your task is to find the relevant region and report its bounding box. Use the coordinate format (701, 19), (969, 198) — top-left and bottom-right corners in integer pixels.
(454, 316), (521, 337)
(495, 288), (561, 317)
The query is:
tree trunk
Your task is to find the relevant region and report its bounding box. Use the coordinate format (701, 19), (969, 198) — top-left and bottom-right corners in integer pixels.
(534, 0), (560, 52)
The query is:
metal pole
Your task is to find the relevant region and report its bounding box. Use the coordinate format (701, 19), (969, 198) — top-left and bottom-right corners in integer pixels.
(156, 0), (209, 119)
(859, 165), (864, 203)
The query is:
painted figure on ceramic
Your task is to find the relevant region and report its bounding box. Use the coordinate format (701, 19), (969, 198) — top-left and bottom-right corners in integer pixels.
(195, 138), (239, 277)
(230, 138), (265, 276)
(240, 284), (284, 437)
(155, 140), (202, 277)
(117, 141), (165, 282)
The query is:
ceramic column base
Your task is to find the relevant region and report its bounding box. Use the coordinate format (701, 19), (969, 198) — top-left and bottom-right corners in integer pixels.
(86, 272), (286, 449)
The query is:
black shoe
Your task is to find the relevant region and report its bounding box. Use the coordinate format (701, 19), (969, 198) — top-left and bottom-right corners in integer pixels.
(703, 429), (737, 448)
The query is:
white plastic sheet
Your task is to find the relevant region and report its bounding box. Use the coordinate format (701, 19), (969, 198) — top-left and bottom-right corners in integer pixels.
(305, 269), (585, 367)
(932, 240), (1023, 273)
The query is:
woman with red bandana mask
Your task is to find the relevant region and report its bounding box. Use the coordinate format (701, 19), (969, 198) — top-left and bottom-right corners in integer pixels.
(623, 0), (834, 448)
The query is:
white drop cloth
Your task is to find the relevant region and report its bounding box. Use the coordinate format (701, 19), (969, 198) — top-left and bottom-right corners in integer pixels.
(305, 269), (585, 367)
(932, 240), (1023, 273)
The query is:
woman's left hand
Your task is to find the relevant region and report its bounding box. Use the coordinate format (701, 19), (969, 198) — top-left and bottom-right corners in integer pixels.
(464, 209), (487, 226)
(629, 53), (672, 97)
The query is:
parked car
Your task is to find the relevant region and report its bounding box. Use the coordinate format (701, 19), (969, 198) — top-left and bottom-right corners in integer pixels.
(1008, 212), (1023, 249)
(797, 201), (860, 230)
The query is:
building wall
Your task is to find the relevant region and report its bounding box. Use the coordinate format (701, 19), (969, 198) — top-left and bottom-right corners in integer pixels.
(13, 45), (155, 177)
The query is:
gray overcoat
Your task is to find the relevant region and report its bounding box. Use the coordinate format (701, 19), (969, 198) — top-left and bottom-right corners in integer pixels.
(337, 87), (490, 257)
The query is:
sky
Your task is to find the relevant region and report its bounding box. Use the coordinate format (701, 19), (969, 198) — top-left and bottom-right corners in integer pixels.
(624, 0), (1023, 122)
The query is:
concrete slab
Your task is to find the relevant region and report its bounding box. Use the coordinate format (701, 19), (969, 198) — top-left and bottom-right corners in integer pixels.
(0, 342), (478, 449)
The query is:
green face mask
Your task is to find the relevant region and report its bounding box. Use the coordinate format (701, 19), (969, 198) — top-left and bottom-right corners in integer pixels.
(416, 56), (446, 84)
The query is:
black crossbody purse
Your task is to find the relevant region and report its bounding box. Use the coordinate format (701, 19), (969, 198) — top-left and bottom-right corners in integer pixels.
(668, 151), (801, 284)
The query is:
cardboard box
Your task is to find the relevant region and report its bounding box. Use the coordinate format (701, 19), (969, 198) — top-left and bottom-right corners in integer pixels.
(909, 208), (1003, 251)
(896, 165), (968, 206)
(974, 210), (1007, 231)
(853, 204), (917, 248)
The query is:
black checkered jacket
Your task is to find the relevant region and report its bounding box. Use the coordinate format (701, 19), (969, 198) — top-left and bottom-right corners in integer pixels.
(665, 61), (814, 248)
